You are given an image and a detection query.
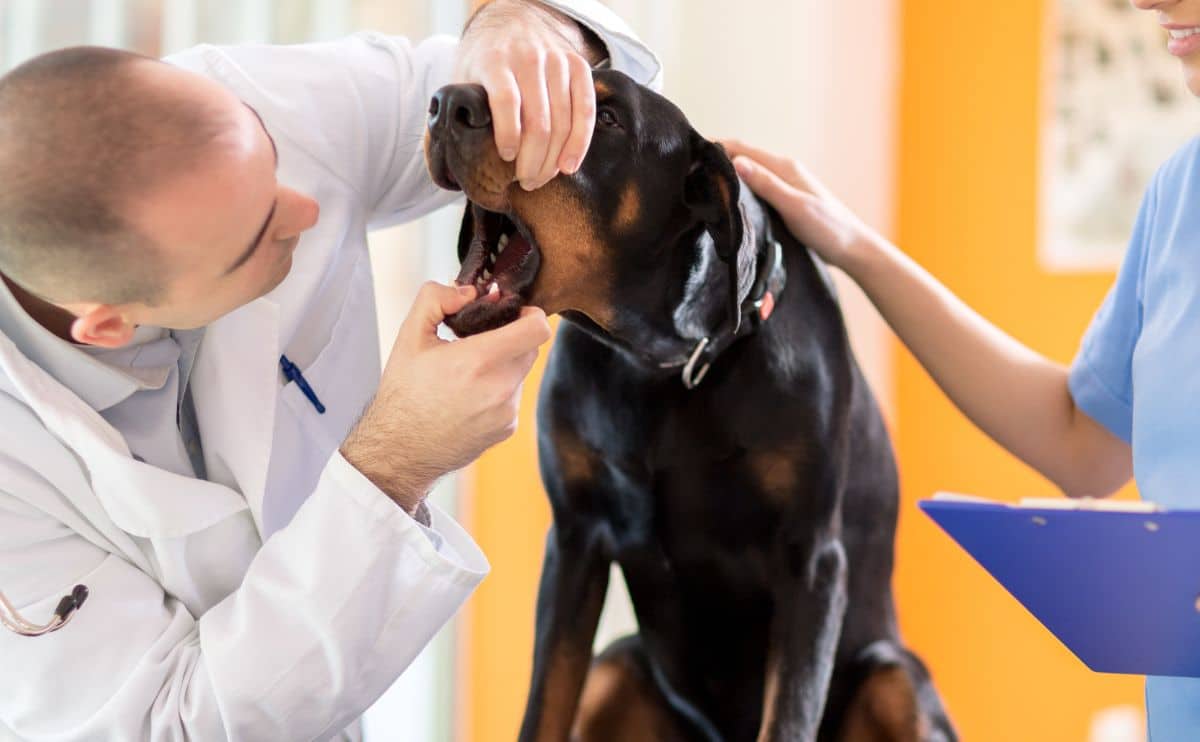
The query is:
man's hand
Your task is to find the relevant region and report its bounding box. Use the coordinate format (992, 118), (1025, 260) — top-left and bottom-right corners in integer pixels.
(341, 282), (552, 515)
(456, 0), (605, 191)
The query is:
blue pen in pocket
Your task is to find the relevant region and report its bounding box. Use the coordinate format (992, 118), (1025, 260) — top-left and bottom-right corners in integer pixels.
(279, 355), (326, 414)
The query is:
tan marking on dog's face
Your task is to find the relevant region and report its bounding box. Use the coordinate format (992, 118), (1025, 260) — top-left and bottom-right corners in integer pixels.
(836, 665), (930, 742)
(614, 181), (641, 233)
(433, 127), (620, 330)
(510, 179), (616, 328)
(423, 128), (516, 212)
(594, 79), (613, 99)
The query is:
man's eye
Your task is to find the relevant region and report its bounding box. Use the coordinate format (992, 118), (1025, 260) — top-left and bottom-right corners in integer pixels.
(598, 108), (620, 128)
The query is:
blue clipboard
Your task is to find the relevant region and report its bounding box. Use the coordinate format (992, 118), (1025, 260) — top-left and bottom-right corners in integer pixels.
(920, 496), (1200, 677)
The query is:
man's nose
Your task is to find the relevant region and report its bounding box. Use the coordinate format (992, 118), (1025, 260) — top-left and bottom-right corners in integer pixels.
(428, 84), (491, 132)
(277, 187), (319, 239)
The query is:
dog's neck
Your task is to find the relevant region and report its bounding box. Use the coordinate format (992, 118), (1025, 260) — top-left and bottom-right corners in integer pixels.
(566, 190), (787, 388)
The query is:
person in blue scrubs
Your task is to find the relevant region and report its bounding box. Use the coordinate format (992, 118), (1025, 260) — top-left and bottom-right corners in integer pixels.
(725, 0), (1200, 737)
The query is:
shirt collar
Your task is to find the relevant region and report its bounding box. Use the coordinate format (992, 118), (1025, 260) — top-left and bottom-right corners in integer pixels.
(0, 277), (141, 411)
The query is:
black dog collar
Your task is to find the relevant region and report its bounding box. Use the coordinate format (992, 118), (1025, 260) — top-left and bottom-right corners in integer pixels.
(679, 227), (788, 390)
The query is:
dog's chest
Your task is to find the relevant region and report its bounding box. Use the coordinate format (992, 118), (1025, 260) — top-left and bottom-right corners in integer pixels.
(542, 326), (827, 583)
(563, 396), (795, 582)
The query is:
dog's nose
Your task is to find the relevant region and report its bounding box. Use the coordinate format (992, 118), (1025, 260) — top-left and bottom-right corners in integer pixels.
(428, 85), (492, 131)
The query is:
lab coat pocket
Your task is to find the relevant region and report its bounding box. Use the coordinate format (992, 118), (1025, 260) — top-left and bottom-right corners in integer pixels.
(264, 254), (380, 534)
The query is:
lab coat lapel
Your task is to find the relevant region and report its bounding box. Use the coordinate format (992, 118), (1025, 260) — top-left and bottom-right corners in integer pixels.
(190, 296), (280, 538)
(0, 332), (249, 546)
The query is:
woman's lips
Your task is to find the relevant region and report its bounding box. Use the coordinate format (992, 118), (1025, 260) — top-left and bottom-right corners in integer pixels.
(1165, 26), (1200, 57)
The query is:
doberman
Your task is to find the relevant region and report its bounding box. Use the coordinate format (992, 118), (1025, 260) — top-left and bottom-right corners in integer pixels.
(425, 70), (957, 742)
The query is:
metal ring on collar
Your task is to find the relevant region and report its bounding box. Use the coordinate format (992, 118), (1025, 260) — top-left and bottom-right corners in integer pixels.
(681, 337), (712, 390)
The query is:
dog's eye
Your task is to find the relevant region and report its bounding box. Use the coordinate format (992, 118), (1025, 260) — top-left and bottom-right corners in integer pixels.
(597, 108), (621, 128)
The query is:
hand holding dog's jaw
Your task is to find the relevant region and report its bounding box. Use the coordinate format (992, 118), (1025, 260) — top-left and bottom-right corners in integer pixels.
(455, 0), (603, 191)
(340, 281), (550, 515)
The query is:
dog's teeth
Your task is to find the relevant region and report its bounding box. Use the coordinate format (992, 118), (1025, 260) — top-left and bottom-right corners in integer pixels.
(482, 269), (492, 280)
(497, 234), (509, 255)
(488, 281), (499, 295)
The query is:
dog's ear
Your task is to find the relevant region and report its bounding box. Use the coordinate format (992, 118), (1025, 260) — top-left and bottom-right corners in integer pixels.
(684, 131), (744, 328)
(456, 204), (475, 263)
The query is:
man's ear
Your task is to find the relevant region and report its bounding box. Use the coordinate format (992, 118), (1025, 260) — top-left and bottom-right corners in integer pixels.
(684, 131), (744, 329)
(67, 305), (136, 348)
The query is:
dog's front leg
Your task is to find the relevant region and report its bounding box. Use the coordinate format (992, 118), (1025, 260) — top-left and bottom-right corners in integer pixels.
(518, 522), (610, 742)
(757, 536), (849, 742)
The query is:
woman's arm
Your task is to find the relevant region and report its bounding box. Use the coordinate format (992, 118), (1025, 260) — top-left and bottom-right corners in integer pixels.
(725, 140), (1132, 497)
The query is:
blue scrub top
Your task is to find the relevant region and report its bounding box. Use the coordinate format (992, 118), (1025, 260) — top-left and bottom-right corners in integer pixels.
(1069, 136), (1200, 740)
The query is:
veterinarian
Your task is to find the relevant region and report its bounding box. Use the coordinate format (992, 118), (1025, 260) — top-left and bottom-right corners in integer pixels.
(728, 0), (1200, 738)
(0, 1), (658, 738)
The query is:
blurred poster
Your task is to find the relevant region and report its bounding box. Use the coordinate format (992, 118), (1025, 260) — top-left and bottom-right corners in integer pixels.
(1041, 0), (1200, 270)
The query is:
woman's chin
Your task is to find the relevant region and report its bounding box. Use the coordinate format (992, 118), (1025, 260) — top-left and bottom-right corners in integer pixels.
(1184, 63), (1200, 98)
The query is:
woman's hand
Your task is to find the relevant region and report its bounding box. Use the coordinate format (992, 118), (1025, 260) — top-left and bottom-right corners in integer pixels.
(721, 139), (884, 275)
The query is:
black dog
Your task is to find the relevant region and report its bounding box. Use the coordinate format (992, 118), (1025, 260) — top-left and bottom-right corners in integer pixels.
(425, 70), (956, 742)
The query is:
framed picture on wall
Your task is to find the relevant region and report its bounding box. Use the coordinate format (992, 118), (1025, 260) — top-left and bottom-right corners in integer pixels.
(1040, 0), (1199, 271)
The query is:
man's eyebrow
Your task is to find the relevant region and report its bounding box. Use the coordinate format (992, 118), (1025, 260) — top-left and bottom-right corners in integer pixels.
(225, 200), (277, 276)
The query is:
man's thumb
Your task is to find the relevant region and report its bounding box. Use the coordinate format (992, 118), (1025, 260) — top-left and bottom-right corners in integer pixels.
(403, 282), (476, 346)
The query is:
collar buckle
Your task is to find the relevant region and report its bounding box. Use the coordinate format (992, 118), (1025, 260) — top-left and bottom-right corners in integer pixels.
(678, 230), (787, 391)
(681, 336), (712, 390)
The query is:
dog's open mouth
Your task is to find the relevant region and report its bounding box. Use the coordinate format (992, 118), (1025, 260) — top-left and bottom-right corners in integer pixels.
(445, 202), (542, 337)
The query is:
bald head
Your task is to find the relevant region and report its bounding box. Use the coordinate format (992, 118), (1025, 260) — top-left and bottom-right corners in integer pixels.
(0, 46), (229, 305)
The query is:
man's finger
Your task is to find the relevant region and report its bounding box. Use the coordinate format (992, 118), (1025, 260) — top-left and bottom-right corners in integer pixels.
(531, 51), (572, 188)
(401, 282), (477, 348)
(459, 306), (552, 361)
(513, 49), (552, 190)
(558, 54), (595, 174)
(482, 67), (522, 162)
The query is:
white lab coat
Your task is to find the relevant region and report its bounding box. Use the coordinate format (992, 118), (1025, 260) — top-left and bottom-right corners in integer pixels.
(0, 4), (658, 740)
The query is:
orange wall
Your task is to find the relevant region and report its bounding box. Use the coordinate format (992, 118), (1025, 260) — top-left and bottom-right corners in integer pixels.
(893, 1), (1143, 740)
(458, 323), (555, 742)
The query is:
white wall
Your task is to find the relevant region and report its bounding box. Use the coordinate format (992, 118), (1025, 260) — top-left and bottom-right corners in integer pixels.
(663, 0), (899, 414)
